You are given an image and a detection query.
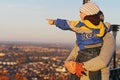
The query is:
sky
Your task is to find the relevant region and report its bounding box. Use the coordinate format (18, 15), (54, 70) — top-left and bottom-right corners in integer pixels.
(0, 0), (120, 45)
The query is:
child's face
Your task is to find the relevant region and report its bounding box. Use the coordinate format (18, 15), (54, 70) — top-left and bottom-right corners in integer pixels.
(80, 12), (86, 20)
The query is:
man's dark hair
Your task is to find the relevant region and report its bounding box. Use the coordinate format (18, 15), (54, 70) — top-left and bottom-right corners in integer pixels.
(97, 11), (104, 22)
(97, 11), (104, 17)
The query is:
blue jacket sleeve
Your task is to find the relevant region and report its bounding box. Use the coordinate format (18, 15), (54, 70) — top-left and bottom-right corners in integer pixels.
(55, 19), (71, 30)
(108, 25), (112, 32)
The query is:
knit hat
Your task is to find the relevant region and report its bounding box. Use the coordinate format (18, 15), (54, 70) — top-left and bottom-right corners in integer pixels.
(80, 2), (100, 15)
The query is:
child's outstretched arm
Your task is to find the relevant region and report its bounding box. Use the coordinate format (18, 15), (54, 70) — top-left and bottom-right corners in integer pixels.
(46, 18), (92, 34)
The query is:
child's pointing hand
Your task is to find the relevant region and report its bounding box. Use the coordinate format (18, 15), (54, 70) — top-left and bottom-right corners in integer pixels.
(46, 19), (55, 25)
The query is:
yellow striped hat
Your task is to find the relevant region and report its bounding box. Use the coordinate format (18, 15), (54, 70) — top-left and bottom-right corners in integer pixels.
(80, 2), (100, 15)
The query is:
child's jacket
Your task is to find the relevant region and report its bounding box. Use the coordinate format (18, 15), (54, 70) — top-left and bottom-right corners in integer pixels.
(55, 19), (111, 50)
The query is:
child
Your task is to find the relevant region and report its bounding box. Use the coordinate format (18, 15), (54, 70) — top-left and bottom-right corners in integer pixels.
(65, 10), (114, 80)
(46, 2), (113, 80)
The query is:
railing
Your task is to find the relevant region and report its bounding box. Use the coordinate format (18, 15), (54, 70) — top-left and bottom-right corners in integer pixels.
(110, 68), (120, 80)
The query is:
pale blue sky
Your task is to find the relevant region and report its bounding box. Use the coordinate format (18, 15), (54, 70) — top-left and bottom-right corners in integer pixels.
(0, 0), (120, 45)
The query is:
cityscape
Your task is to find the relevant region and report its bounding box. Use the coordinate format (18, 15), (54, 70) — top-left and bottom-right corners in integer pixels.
(0, 0), (120, 80)
(0, 42), (120, 80)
